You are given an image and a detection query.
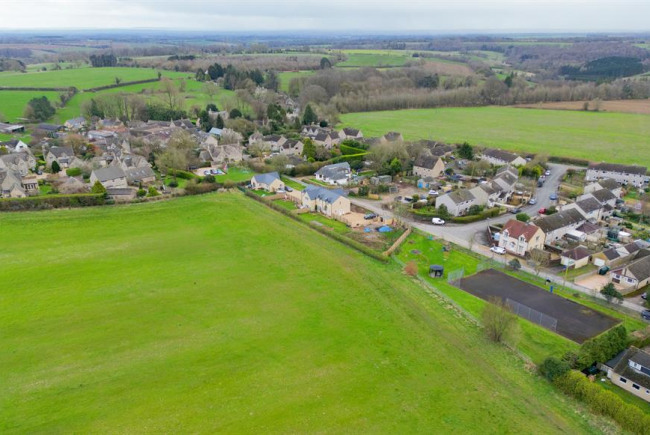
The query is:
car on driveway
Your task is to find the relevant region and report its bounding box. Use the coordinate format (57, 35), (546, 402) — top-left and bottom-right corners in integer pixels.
(203, 170), (211, 176)
(538, 208), (547, 214)
(642, 310), (650, 321)
(529, 198), (537, 205)
(490, 246), (506, 255)
(549, 193), (558, 201)
(364, 213), (377, 220)
(431, 218), (445, 225)
(545, 170), (551, 176)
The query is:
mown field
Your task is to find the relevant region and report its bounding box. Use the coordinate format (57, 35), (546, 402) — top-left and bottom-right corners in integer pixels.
(341, 106), (650, 167)
(336, 49), (412, 68)
(0, 90), (63, 121)
(0, 67), (189, 89)
(0, 193), (601, 433)
(277, 70), (315, 93)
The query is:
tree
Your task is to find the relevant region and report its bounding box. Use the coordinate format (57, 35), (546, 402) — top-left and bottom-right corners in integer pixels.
(215, 114), (224, 129)
(302, 138), (316, 160)
(320, 57), (332, 69)
(458, 142), (474, 160)
(388, 157), (402, 175)
(302, 104), (318, 125)
(25, 96), (55, 122)
(51, 160), (61, 174)
(229, 108), (242, 119)
(206, 103), (218, 112)
(529, 248), (549, 276)
(600, 283), (623, 304)
(156, 148), (188, 173)
(482, 297), (519, 344)
(508, 259), (521, 271)
(115, 77), (122, 85)
(198, 110), (212, 132)
(437, 204), (449, 219)
(265, 70), (279, 92)
(195, 68), (206, 81)
(538, 357), (570, 381)
(64, 133), (87, 155)
(91, 181), (106, 194)
(147, 186), (160, 197)
(516, 212), (530, 222)
(202, 82), (219, 100)
(160, 78), (181, 111)
(481, 77), (509, 104)
(404, 261), (418, 277)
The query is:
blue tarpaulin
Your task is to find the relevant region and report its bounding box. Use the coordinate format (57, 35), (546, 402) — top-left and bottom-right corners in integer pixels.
(378, 226), (392, 233)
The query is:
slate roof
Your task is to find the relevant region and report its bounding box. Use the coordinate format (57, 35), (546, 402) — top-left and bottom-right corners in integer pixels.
(625, 255), (650, 282)
(623, 242), (641, 255)
(447, 189), (475, 205)
(610, 347), (650, 390)
(124, 166), (155, 182)
(342, 127), (360, 136)
(562, 245), (591, 261)
(483, 148), (521, 163)
(49, 146), (74, 158)
(598, 178), (621, 190)
(502, 219), (541, 242)
(535, 209), (585, 233)
(589, 162), (647, 175)
(590, 189), (617, 203)
(575, 197), (603, 214)
(601, 248), (621, 261)
(93, 166), (126, 182)
(576, 221), (601, 234)
(252, 171), (281, 185)
(414, 155), (441, 170)
(383, 132), (402, 141)
(315, 162), (350, 181)
(303, 185), (345, 204)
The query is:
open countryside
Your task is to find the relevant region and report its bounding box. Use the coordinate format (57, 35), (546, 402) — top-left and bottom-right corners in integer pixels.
(0, 193), (599, 433)
(341, 107), (650, 167)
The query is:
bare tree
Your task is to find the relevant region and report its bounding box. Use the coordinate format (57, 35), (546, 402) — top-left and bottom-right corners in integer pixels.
(160, 78), (182, 111)
(529, 249), (549, 276)
(482, 297), (519, 344)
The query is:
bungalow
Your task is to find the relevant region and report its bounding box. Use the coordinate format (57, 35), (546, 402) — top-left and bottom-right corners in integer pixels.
(586, 162), (648, 187)
(498, 219), (545, 256)
(481, 149), (527, 167)
(583, 178), (623, 198)
(340, 127), (363, 140)
(611, 254), (650, 290)
(435, 189), (476, 216)
(560, 246), (591, 269)
(46, 146), (79, 169)
(279, 139), (304, 157)
(315, 162), (351, 186)
(0, 170), (26, 198)
(302, 185), (351, 218)
(90, 166), (128, 189)
(124, 166), (156, 185)
(251, 172), (285, 192)
(602, 347), (650, 403)
(413, 155), (445, 179)
(535, 209), (586, 242)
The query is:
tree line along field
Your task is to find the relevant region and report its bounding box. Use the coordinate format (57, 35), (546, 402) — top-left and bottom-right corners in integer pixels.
(341, 106), (650, 167)
(0, 67), (189, 89)
(0, 193), (602, 433)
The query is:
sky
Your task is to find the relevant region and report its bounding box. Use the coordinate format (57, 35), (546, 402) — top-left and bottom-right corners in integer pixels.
(2, 0), (650, 33)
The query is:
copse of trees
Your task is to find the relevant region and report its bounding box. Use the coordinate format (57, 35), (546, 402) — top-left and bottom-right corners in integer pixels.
(89, 54), (117, 67)
(24, 96), (55, 122)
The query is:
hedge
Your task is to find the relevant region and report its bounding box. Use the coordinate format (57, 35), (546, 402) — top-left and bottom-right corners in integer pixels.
(84, 78), (159, 92)
(0, 86), (75, 92)
(243, 190), (388, 263)
(548, 155), (590, 166)
(65, 167), (82, 177)
(327, 153), (367, 164)
(554, 371), (650, 434)
(0, 194), (107, 211)
(571, 324), (628, 370)
(451, 207), (501, 223)
(340, 144), (368, 155)
(169, 169), (198, 180)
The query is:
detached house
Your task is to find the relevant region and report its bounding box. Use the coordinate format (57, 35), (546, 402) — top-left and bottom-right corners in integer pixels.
(0, 153), (36, 177)
(90, 166), (127, 189)
(535, 209), (586, 242)
(279, 139), (304, 157)
(64, 117), (86, 131)
(124, 167), (156, 185)
(610, 254), (650, 290)
(340, 128), (363, 140)
(0, 170), (27, 198)
(46, 146), (79, 169)
(435, 189), (476, 216)
(586, 162), (648, 187)
(481, 149), (527, 167)
(251, 172), (285, 192)
(603, 347), (650, 403)
(302, 185), (350, 218)
(199, 144), (244, 165)
(315, 162), (351, 186)
(498, 219), (545, 256)
(413, 155), (445, 179)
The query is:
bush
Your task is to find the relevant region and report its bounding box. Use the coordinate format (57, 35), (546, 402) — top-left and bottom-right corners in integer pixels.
(204, 174), (216, 183)
(404, 261), (418, 276)
(171, 170), (197, 180)
(508, 259), (521, 271)
(147, 186), (159, 197)
(548, 156), (590, 166)
(137, 188), (146, 197)
(538, 357), (570, 381)
(168, 179), (179, 188)
(65, 167), (82, 177)
(571, 324), (628, 370)
(0, 194), (106, 211)
(91, 181), (106, 195)
(516, 212), (530, 222)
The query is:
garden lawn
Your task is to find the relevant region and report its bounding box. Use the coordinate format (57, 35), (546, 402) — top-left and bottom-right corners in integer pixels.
(272, 199), (297, 211)
(214, 167), (254, 183)
(0, 193), (603, 432)
(341, 107), (650, 167)
(281, 176), (304, 191)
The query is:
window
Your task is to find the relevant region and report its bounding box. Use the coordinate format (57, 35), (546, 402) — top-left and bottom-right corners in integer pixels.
(619, 377), (627, 383)
(633, 384), (640, 390)
(626, 278), (635, 284)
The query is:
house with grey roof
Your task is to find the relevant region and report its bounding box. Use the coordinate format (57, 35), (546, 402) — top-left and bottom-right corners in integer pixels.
(340, 127), (363, 140)
(481, 149), (527, 167)
(0, 152), (35, 177)
(90, 166), (127, 189)
(584, 178), (623, 198)
(380, 131), (403, 143)
(611, 254), (650, 291)
(0, 169), (27, 198)
(413, 155), (445, 179)
(315, 162), (351, 186)
(435, 189), (476, 216)
(586, 162), (648, 187)
(602, 347), (650, 403)
(534, 209), (586, 242)
(562, 196), (604, 221)
(64, 117), (86, 131)
(301, 185), (350, 218)
(46, 146), (80, 169)
(125, 166), (156, 185)
(251, 172), (285, 192)
(279, 139), (304, 157)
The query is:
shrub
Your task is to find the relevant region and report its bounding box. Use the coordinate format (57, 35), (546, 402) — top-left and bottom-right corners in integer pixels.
(65, 167), (82, 177)
(404, 261), (418, 276)
(147, 186), (159, 197)
(168, 179), (179, 188)
(600, 282), (623, 304)
(171, 170), (197, 180)
(516, 212), (530, 222)
(508, 259), (521, 271)
(136, 188), (146, 197)
(204, 174), (216, 183)
(51, 160), (61, 174)
(538, 357), (570, 381)
(571, 324), (628, 370)
(482, 296), (519, 344)
(91, 181), (106, 195)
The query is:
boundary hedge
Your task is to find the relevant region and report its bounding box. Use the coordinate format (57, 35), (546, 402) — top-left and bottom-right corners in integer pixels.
(0, 193), (107, 211)
(243, 190), (388, 263)
(84, 78), (160, 92)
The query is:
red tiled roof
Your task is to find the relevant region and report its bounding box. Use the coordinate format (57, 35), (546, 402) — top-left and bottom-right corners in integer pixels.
(502, 219), (541, 242)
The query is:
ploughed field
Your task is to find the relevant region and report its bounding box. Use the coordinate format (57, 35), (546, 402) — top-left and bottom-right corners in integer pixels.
(1, 193), (599, 432)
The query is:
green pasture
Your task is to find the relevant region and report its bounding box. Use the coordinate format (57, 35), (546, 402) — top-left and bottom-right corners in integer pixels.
(0, 90), (62, 122)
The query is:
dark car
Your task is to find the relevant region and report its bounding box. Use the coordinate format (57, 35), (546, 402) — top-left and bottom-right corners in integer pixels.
(510, 207), (521, 214)
(642, 310), (650, 321)
(598, 266), (610, 275)
(364, 213), (377, 220)
(549, 193), (558, 201)
(537, 180), (544, 188)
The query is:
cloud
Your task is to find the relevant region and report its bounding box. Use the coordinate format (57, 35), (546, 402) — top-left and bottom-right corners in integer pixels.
(2, 0), (650, 32)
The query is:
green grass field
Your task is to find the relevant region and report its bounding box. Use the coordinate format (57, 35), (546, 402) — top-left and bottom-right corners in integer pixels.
(277, 70), (315, 92)
(0, 90), (63, 122)
(0, 67), (189, 89)
(337, 50), (412, 68)
(0, 193), (601, 432)
(341, 106), (650, 167)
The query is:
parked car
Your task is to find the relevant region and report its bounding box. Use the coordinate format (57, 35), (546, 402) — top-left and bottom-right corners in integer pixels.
(490, 246), (506, 255)
(510, 207), (521, 214)
(203, 170), (211, 176)
(549, 193), (558, 201)
(431, 218), (445, 225)
(285, 186), (293, 192)
(642, 292), (647, 300)
(642, 310), (650, 321)
(537, 180), (544, 188)
(545, 170), (551, 176)
(428, 190), (439, 196)
(210, 169), (218, 175)
(529, 198), (537, 205)
(538, 208), (547, 214)
(598, 266), (610, 275)
(364, 213), (377, 220)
